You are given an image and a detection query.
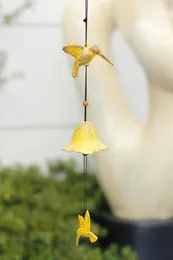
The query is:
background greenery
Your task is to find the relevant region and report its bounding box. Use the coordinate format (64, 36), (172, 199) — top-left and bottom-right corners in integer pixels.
(2, 0), (32, 25)
(0, 0), (31, 90)
(0, 159), (137, 259)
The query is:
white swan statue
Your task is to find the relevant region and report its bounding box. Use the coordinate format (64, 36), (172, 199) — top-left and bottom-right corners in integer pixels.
(62, 0), (173, 220)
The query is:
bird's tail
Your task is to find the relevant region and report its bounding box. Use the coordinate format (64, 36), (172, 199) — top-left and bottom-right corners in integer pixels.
(72, 61), (79, 78)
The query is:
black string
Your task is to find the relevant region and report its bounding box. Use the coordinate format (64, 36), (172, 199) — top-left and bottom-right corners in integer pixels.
(83, 155), (88, 211)
(83, 0), (88, 47)
(84, 66), (88, 121)
(83, 0), (88, 122)
(83, 0), (88, 212)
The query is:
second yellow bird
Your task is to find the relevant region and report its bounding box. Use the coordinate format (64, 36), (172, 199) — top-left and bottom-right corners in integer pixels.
(62, 43), (114, 78)
(76, 210), (98, 246)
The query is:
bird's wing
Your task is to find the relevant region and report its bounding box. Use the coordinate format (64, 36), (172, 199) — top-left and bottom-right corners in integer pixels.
(72, 60), (80, 78)
(78, 215), (84, 228)
(76, 228), (83, 246)
(84, 210), (90, 232)
(88, 231), (98, 243)
(62, 44), (84, 58)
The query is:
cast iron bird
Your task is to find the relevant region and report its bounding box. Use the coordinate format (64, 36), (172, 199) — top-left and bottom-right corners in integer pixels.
(76, 210), (98, 246)
(62, 43), (114, 78)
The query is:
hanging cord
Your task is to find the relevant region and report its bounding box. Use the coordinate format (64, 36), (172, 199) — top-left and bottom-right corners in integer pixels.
(83, 0), (88, 122)
(83, 0), (88, 212)
(83, 155), (88, 211)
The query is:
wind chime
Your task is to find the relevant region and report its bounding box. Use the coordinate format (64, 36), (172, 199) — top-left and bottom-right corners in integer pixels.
(62, 0), (113, 246)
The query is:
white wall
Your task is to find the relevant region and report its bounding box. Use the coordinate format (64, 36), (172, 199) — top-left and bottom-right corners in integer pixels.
(0, 0), (148, 169)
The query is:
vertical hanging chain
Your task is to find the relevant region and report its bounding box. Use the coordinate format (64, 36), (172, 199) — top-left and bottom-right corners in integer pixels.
(83, 0), (88, 212)
(83, 154), (88, 211)
(84, 0), (88, 46)
(83, 0), (88, 122)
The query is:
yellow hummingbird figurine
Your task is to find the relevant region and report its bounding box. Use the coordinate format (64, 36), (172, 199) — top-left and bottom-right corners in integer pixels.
(62, 43), (114, 78)
(76, 210), (98, 246)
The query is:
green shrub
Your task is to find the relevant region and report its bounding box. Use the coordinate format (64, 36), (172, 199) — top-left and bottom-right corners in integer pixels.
(0, 159), (137, 260)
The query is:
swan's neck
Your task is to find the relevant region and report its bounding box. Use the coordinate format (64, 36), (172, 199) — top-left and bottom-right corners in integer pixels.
(86, 36), (133, 128)
(136, 0), (163, 12)
(135, 0), (169, 24)
(148, 86), (173, 129)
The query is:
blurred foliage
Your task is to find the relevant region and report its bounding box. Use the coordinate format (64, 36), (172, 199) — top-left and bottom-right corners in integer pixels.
(0, 159), (138, 259)
(0, 50), (24, 89)
(0, 1), (30, 89)
(2, 0), (32, 25)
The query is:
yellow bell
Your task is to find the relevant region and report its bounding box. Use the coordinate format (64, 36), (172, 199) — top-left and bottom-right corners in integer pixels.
(63, 121), (108, 155)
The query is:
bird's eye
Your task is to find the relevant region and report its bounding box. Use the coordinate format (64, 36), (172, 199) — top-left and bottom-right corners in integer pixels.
(91, 47), (100, 54)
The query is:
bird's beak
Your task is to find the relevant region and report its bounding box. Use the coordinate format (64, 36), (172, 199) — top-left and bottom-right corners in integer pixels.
(100, 54), (114, 66)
